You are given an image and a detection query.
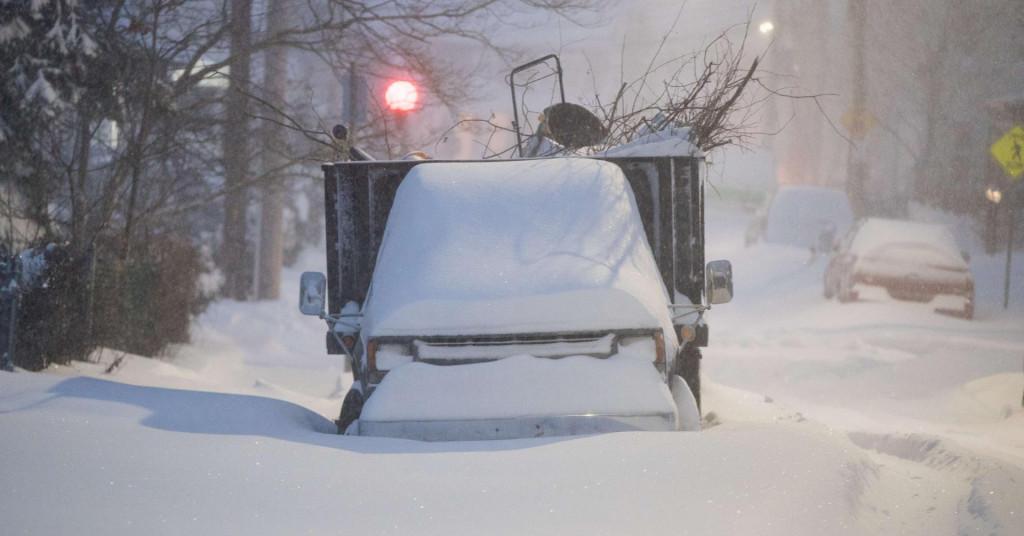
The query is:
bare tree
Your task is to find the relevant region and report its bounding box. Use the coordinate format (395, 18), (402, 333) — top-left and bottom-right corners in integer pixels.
(846, 0), (868, 217)
(256, 0), (290, 300)
(587, 31), (762, 154)
(223, 0), (254, 300)
(459, 22), (769, 161)
(0, 0), (610, 363)
(757, 0), (1023, 222)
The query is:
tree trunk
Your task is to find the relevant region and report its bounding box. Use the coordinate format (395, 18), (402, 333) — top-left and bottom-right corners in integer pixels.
(913, 6), (951, 207)
(70, 112), (92, 254)
(256, 0), (288, 300)
(846, 0), (868, 218)
(222, 0), (253, 300)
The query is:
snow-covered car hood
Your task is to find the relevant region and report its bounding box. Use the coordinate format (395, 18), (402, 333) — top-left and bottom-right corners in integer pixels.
(361, 158), (675, 339)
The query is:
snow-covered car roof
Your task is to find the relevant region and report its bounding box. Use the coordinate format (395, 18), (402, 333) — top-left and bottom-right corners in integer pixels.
(361, 157), (674, 338)
(763, 186), (853, 247)
(850, 218), (967, 269)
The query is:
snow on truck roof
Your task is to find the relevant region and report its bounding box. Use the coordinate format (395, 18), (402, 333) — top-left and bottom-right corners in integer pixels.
(599, 127), (703, 158)
(362, 157), (674, 338)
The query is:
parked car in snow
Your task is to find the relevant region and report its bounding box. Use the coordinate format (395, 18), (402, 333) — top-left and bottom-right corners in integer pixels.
(745, 185), (854, 251)
(823, 218), (974, 319)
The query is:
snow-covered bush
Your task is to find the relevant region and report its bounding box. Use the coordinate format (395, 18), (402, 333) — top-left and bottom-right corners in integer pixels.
(0, 0), (95, 142)
(8, 235), (205, 370)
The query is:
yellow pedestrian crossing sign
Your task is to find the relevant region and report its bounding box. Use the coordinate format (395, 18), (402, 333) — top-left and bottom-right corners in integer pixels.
(990, 125), (1024, 180)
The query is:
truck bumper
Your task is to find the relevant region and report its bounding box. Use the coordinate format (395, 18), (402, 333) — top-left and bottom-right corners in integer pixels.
(357, 413), (677, 441)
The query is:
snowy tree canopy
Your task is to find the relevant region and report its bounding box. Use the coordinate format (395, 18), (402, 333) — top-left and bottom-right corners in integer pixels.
(0, 0), (96, 142)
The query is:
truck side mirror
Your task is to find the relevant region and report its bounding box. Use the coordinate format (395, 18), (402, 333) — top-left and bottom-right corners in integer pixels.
(705, 260), (733, 305)
(299, 272), (327, 316)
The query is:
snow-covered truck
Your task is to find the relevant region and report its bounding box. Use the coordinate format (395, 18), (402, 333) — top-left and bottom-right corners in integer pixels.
(300, 150), (732, 441)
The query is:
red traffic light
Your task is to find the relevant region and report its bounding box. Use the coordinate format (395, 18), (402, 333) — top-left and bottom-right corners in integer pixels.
(384, 80), (419, 112)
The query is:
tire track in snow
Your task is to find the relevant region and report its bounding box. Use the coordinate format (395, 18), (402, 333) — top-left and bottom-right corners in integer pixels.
(847, 431), (1021, 534)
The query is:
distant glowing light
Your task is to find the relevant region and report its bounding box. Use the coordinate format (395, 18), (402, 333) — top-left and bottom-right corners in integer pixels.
(759, 21), (775, 34)
(384, 80), (419, 112)
(985, 187), (1003, 204)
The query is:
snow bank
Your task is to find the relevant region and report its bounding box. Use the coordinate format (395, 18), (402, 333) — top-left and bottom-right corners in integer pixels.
(2, 198), (1023, 534)
(361, 350), (674, 422)
(363, 158), (673, 338)
(0, 370), (884, 536)
(122, 246), (348, 420)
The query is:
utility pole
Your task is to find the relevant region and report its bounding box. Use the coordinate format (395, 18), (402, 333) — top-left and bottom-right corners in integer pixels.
(1005, 193), (1016, 309)
(256, 0), (289, 300)
(222, 0), (253, 300)
(343, 63), (366, 132)
(846, 0), (868, 218)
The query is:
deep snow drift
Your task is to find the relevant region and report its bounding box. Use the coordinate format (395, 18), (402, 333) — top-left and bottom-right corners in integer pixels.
(2, 196), (1023, 535)
(361, 352), (674, 422)
(0, 371), (881, 535)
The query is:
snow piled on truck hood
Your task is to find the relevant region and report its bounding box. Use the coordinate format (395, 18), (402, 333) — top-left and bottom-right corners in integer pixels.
(361, 351), (674, 422)
(363, 158), (673, 338)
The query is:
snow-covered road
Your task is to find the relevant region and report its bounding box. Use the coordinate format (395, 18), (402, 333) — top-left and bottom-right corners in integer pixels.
(701, 200), (1024, 534)
(1, 201), (1021, 534)
(705, 199), (1024, 465)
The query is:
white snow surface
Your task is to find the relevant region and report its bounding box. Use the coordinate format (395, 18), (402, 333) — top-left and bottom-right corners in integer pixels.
(0, 371), (873, 535)
(363, 157), (674, 339)
(2, 198), (1024, 535)
(851, 218), (967, 269)
(599, 126), (703, 158)
(361, 351), (674, 422)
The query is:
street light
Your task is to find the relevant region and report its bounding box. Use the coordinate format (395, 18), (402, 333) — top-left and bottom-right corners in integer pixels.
(986, 186), (1003, 253)
(759, 20), (775, 35)
(986, 187), (1003, 204)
